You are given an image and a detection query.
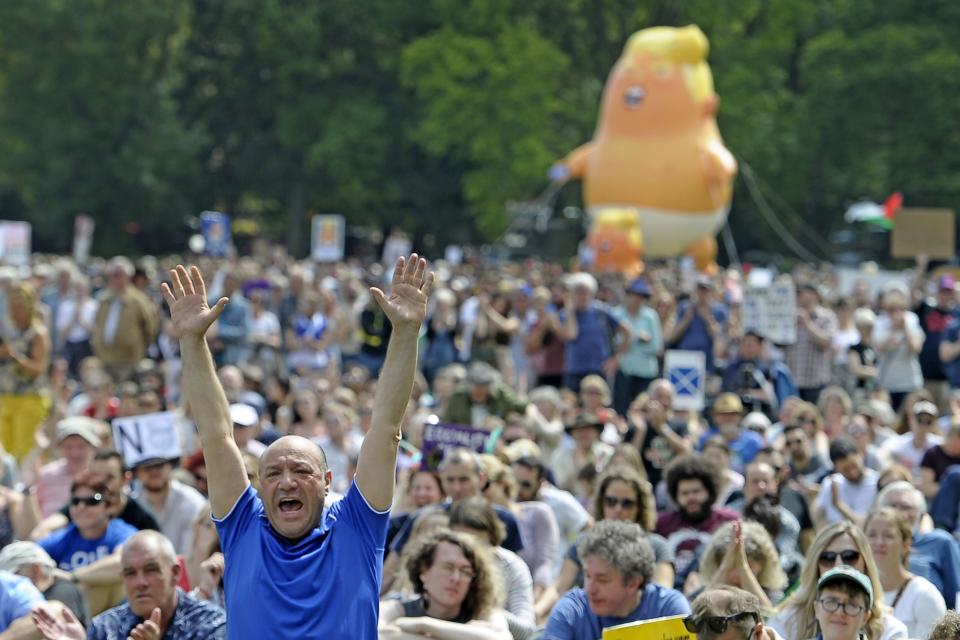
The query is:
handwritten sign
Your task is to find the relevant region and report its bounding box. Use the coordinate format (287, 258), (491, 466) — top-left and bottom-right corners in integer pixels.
(603, 614), (695, 640)
(112, 412), (182, 468)
(420, 421), (495, 469)
(742, 282), (797, 345)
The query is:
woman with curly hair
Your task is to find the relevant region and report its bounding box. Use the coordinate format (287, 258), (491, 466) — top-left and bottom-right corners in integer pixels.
(533, 465), (673, 622)
(768, 521), (907, 640)
(379, 529), (511, 640)
(695, 520), (787, 608)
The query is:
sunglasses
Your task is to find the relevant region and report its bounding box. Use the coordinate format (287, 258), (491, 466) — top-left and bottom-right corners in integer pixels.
(818, 549), (861, 567)
(517, 480), (537, 490)
(603, 496), (638, 510)
(684, 612), (759, 635)
(785, 438), (804, 446)
(70, 493), (105, 508)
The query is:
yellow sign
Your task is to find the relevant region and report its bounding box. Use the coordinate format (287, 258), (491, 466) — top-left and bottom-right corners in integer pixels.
(602, 614), (696, 640)
(891, 208), (956, 260)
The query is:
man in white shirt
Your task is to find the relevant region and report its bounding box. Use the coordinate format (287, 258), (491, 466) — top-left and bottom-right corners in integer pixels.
(882, 400), (943, 474)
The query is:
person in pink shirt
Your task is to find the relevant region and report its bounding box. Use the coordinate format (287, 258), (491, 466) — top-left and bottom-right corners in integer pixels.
(36, 419), (99, 517)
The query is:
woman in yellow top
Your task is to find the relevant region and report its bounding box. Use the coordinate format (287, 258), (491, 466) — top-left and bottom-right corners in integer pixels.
(0, 283), (51, 461)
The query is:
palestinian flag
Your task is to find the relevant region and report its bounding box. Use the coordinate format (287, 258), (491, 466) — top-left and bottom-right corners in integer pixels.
(844, 192), (903, 229)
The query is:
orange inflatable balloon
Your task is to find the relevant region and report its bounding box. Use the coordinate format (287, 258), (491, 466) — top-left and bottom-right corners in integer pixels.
(552, 25), (737, 272)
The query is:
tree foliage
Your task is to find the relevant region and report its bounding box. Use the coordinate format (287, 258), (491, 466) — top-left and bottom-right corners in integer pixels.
(0, 0), (957, 258)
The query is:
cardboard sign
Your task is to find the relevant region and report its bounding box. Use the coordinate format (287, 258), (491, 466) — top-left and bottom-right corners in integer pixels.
(0, 221), (31, 265)
(201, 211), (232, 257)
(311, 214), (345, 262)
(891, 208), (955, 260)
(664, 350), (706, 411)
(742, 282), (797, 345)
(112, 411), (182, 468)
(603, 614), (695, 639)
(420, 421), (495, 469)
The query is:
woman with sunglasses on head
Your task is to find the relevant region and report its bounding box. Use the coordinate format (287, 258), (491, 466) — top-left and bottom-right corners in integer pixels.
(865, 508), (945, 639)
(379, 529), (511, 640)
(37, 472), (137, 573)
(768, 522), (907, 640)
(533, 465), (672, 622)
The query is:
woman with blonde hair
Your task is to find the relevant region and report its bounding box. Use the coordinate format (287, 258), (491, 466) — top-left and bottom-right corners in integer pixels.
(0, 283), (52, 461)
(697, 520), (787, 608)
(768, 521), (907, 640)
(379, 529), (511, 640)
(865, 508), (945, 639)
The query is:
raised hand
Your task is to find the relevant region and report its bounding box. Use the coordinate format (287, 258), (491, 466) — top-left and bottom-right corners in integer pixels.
(32, 603), (85, 640)
(370, 254), (434, 330)
(160, 265), (228, 340)
(128, 608), (162, 640)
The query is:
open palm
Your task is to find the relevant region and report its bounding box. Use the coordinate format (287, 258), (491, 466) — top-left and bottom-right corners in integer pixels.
(160, 265), (228, 339)
(371, 253), (434, 329)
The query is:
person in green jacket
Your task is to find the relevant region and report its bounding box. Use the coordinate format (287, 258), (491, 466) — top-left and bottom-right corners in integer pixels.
(444, 362), (529, 428)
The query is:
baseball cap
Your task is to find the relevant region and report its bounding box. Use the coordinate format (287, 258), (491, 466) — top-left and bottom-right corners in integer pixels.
(626, 279), (652, 297)
(55, 417), (101, 448)
(818, 565), (873, 608)
(229, 403), (259, 428)
(912, 401), (938, 417)
(939, 275), (956, 291)
(0, 542), (55, 573)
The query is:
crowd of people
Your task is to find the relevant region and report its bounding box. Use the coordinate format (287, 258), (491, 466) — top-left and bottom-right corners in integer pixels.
(0, 245), (958, 639)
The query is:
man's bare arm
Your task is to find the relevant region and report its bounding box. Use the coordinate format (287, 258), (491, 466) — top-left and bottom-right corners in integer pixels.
(355, 255), (433, 512)
(162, 266), (248, 518)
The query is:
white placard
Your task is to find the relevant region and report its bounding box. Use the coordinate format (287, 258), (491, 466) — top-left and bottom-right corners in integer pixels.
(72, 215), (95, 265)
(0, 221), (31, 266)
(742, 283), (797, 345)
(112, 411), (182, 468)
(311, 214), (345, 262)
(664, 350), (706, 411)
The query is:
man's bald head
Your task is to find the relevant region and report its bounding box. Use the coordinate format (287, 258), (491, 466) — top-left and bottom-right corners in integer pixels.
(262, 435), (328, 477)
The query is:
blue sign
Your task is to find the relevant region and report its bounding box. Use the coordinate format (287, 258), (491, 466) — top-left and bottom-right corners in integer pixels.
(201, 211), (231, 257)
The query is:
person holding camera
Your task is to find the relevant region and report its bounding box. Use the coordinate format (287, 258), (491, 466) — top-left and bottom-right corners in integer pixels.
(721, 330), (797, 417)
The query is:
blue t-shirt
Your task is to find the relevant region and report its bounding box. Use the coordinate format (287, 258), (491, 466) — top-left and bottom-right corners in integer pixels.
(39, 520), (138, 571)
(698, 428), (763, 474)
(0, 572), (43, 632)
(910, 529), (960, 609)
(561, 303), (621, 375)
(213, 483), (389, 640)
(943, 320), (960, 388)
(543, 582), (691, 640)
(674, 301), (727, 371)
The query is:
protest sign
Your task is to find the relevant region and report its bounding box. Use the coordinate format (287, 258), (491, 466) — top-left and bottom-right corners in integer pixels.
(742, 282), (797, 345)
(420, 421), (495, 469)
(311, 214), (345, 262)
(603, 614), (695, 639)
(201, 211), (232, 257)
(891, 208), (955, 260)
(72, 215), (95, 265)
(664, 350), (706, 411)
(0, 221), (31, 265)
(112, 411), (182, 469)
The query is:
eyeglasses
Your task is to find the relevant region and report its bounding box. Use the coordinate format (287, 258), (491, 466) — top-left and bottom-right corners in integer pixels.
(603, 496), (638, 510)
(818, 549), (861, 567)
(70, 493), (105, 508)
(785, 438), (804, 446)
(817, 597), (866, 616)
(917, 417), (934, 426)
(435, 562), (475, 581)
(684, 612), (760, 635)
(517, 480), (537, 490)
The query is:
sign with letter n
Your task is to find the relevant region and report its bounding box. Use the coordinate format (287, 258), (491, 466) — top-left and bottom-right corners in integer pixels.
(664, 350), (706, 411)
(112, 411), (182, 468)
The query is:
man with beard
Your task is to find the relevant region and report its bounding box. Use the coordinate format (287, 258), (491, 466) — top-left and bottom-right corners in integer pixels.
(133, 457), (206, 555)
(813, 438), (878, 529)
(160, 255), (433, 640)
(654, 455), (739, 589)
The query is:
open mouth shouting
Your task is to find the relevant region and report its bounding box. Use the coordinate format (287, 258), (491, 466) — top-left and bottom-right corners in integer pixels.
(278, 497), (304, 515)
